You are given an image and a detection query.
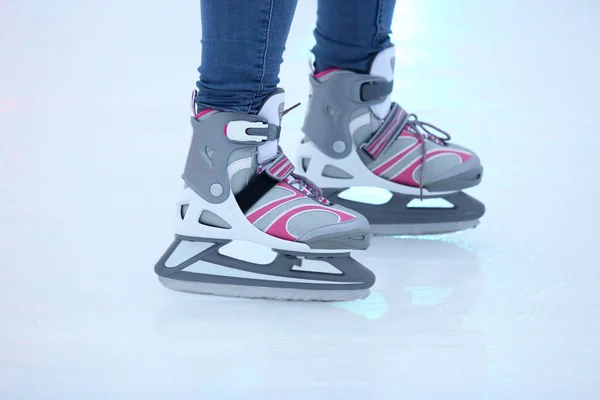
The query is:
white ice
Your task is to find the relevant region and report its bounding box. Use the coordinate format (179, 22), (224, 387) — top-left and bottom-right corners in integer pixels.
(1, 0), (600, 398)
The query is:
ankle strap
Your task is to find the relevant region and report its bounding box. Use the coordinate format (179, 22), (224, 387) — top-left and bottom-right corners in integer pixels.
(360, 79), (394, 102)
(264, 153), (295, 181)
(225, 120), (280, 143)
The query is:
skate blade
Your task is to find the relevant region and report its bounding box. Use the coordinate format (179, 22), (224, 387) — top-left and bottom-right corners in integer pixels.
(371, 219), (479, 236)
(158, 276), (370, 302)
(322, 189), (485, 236)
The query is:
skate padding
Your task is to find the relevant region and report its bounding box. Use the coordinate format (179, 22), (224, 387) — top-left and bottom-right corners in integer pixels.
(322, 189), (485, 236)
(154, 236), (375, 301)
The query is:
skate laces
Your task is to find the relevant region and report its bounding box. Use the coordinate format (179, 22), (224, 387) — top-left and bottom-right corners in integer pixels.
(362, 102), (453, 199)
(282, 102), (301, 116)
(362, 103), (451, 158)
(288, 171), (329, 205)
(405, 113), (451, 146)
(411, 115), (452, 199)
(259, 149), (330, 205)
(256, 102), (331, 205)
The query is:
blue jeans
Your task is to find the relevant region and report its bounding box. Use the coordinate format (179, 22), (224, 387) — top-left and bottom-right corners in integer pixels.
(195, 0), (396, 113)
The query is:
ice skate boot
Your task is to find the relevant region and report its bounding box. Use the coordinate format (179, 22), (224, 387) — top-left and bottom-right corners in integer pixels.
(154, 89), (375, 301)
(297, 46), (485, 236)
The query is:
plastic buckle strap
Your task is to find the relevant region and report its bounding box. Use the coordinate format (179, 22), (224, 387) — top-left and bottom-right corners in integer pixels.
(361, 103), (408, 159)
(247, 124), (280, 141)
(360, 80), (394, 102)
(225, 121), (280, 143)
(265, 153), (295, 181)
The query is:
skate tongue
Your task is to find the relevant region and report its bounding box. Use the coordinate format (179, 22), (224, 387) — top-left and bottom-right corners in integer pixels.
(257, 90), (285, 126)
(312, 49), (396, 127)
(368, 46), (395, 120)
(256, 89), (285, 162)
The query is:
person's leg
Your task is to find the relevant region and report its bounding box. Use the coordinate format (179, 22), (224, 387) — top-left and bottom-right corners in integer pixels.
(312, 0), (396, 73)
(195, 0), (298, 113)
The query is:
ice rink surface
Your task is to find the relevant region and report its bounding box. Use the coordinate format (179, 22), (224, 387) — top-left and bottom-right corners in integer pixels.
(1, 0), (600, 398)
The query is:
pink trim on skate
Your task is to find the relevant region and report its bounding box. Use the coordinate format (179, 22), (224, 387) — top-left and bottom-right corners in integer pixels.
(314, 68), (341, 79)
(363, 108), (407, 158)
(390, 149), (473, 187)
(278, 163), (294, 179)
(266, 155), (295, 180)
(371, 134), (421, 176)
(270, 157), (289, 173)
(265, 204), (356, 242)
(194, 108), (215, 119)
(245, 183), (304, 224)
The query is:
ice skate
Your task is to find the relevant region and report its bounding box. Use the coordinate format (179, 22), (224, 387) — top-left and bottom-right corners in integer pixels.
(154, 89), (375, 301)
(297, 46), (485, 236)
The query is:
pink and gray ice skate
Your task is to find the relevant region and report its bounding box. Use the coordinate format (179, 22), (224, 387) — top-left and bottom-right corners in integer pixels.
(297, 46), (485, 235)
(155, 89), (375, 301)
